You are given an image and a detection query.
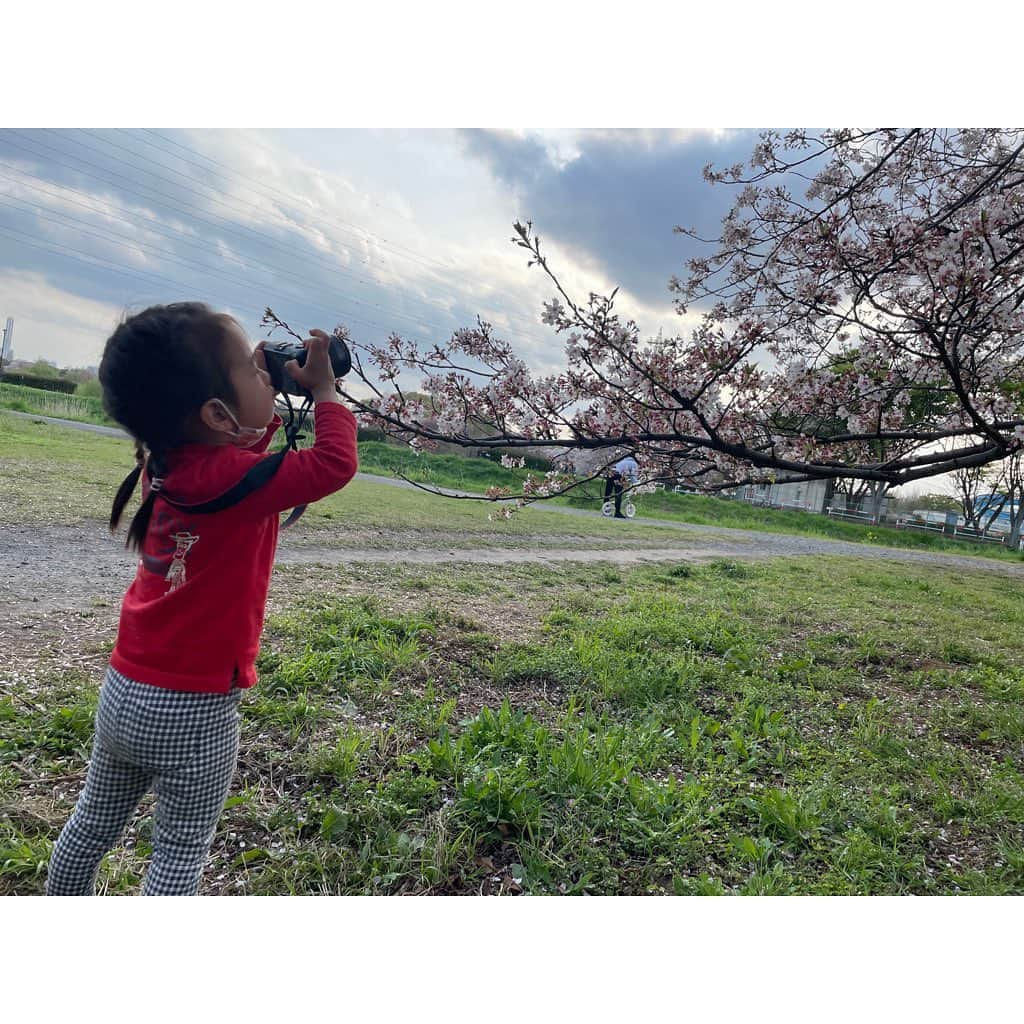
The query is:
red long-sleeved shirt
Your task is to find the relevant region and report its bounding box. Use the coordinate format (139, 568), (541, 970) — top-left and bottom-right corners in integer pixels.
(110, 402), (358, 693)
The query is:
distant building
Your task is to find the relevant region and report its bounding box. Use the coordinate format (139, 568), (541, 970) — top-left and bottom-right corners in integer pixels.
(736, 478), (837, 515)
(907, 509), (962, 528)
(972, 493), (1019, 535)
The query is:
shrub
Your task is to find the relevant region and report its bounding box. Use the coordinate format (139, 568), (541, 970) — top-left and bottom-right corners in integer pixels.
(0, 373), (77, 393)
(0, 382), (109, 423)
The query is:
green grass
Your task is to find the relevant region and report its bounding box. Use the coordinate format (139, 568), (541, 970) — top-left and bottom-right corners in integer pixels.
(0, 411), (690, 547)
(559, 486), (1024, 562)
(0, 383), (112, 425)
(0, 387), (531, 490)
(354, 440), (533, 493)
(4, 557), (1023, 895)
(3, 408), (1022, 563)
(0, 410), (133, 525)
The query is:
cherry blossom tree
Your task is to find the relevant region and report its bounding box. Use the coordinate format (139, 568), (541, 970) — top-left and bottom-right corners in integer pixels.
(275, 128), (1024, 506)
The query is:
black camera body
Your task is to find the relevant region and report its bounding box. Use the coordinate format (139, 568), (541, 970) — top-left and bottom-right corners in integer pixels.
(262, 336), (352, 397)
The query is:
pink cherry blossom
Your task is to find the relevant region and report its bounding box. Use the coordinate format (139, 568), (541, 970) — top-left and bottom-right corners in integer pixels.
(271, 130), (1024, 505)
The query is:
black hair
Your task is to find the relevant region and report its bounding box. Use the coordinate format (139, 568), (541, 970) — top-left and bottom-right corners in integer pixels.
(99, 302), (239, 550)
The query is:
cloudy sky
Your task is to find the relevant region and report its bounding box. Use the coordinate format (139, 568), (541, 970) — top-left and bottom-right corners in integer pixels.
(0, 128), (756, 371)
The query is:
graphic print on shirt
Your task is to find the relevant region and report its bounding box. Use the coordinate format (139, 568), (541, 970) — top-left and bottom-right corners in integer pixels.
(165, 531), (200, 592)
(139, 504), (197, 581)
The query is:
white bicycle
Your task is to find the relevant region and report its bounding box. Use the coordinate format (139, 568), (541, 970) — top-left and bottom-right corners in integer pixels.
(602, 499), (636, 519)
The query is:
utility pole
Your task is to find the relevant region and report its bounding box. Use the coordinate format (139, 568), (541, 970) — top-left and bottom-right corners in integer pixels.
(0, 318), (12, 373)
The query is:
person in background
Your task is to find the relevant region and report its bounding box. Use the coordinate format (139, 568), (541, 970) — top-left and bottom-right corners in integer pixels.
(604, 454), (639, 518)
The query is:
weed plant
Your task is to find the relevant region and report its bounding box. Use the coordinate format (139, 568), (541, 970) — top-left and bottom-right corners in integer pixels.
(7, 558), (1022, 894)
(4, 407), (1023, 563)
(0, 383), (111, 425)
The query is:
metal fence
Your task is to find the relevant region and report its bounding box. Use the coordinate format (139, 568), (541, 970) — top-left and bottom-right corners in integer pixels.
(952, 526), (1011, 545)
(895, 518), (944, 534)
(894, 517), (1024, 548)
(826, 506), (879, 524)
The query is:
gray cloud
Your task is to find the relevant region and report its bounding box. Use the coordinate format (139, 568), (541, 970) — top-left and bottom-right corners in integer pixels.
(0, 128), (523, 362)
(459, 129), (760, 306)
(0, 128), (764, 373)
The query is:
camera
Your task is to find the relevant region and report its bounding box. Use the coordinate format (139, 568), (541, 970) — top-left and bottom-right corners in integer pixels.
(262, 335), (352, 397)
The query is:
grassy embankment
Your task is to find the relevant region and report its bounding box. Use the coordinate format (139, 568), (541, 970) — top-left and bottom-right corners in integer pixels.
(0, 412), (689, 550)
(562, 488), (1024, 561)
(0, 382), (110, 425)
(1, 404), (1020, 562)
(3, 554), (1024, 894)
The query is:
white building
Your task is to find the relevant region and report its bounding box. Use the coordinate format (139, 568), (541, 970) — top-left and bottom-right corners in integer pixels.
(737, 479), (835, 514)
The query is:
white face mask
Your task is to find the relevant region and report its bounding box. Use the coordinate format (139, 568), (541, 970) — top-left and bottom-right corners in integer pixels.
(211, 399), (265, 448)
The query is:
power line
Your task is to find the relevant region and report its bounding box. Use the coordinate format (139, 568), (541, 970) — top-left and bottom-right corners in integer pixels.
(0, 226), (422, 392)
(0, 130), (549, 349)
(0, 221), (274, 326)
(27, 128), (392, 292)
(71, 128), (537, 332)
(130, 128), (551, 338)
(0, 138), (464, 342)
(0, 228), (519, 395)
(0, 189), (396, 336)
(134, 128), (458, 276)
(0, 163), (446, 337)
(81, 127), (429, 282)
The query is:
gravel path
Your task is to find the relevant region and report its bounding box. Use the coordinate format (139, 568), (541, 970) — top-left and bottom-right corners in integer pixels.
(2, 513), (1021, 618)
(4, 411), (1022, 617)
(4, 412), (129, 437)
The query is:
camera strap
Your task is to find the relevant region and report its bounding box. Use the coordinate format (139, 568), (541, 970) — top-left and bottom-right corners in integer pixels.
(146, 398), (313, 526)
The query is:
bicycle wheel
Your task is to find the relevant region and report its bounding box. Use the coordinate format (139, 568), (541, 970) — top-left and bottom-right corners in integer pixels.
(601, 501), (615, 517)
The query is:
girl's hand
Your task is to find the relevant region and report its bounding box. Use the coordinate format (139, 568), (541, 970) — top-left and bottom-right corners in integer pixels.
(253, 340), (271, 379)
(285, 330), (339, 401)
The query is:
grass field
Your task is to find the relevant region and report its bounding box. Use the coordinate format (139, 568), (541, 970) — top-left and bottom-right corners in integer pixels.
(0, 383), (111, 425)
(3, 556), (1023, 894)
(3, 409), (1023, 894)
(0, 412), (689, 549)
(2, 409), (1021, 564)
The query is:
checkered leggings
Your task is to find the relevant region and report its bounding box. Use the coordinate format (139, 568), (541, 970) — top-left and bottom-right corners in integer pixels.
(47, 666), (242, 896)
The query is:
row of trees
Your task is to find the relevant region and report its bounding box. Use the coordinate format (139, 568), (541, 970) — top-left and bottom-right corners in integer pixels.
(952, 450), (1024, 544)
(1, 359), (101, 396)
(295, 129), (1024, 509)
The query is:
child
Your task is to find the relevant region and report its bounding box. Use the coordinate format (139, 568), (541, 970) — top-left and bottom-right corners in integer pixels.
(46, 301), (358, 895)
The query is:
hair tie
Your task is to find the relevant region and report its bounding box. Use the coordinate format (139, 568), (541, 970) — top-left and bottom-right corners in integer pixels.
(150, 477), (165, 493)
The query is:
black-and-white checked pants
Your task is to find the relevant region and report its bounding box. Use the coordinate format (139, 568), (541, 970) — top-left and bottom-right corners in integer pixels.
(47, 666), (242, 896)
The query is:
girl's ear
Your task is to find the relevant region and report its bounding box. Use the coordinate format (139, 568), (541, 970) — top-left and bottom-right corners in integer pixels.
(198, 397), (236, 436)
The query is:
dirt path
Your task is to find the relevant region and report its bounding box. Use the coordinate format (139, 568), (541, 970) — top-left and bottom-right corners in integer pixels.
(3, 514), (1022, 618)
(4, 412), (1023, 619)
(0, 519), (725, 612)
(3, 510), (1022, 694)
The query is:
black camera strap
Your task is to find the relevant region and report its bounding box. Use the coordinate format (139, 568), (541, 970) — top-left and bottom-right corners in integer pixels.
(147, 397), (314, 527)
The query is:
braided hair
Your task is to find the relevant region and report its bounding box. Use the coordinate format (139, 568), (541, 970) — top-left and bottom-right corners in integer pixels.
(99, 302), (238, 550)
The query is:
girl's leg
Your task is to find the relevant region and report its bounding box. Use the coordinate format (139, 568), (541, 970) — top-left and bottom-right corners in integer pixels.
(143, 690), (242, 896)
(47, 674), (153, 895)
(47, 743), (152, 894)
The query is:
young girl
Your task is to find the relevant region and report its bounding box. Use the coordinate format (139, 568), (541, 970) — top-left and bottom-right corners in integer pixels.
(46, 301), (358, 896)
